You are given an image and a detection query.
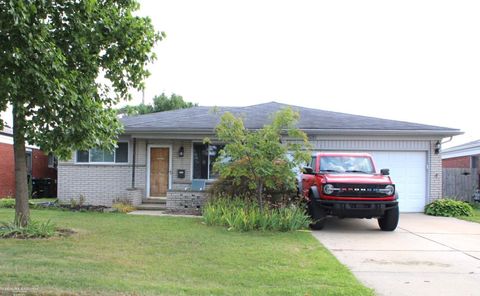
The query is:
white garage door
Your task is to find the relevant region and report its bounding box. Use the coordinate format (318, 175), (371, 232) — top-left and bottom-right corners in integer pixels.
(369, 151), (427, 213)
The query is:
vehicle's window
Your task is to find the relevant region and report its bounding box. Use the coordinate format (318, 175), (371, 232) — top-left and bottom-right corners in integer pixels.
(310, 156), (317, 170)
(319, 156), (374, 173)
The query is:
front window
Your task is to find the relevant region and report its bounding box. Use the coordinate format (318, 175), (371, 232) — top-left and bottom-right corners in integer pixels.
(320, 156), (374, 173)
(193, 143), (224, 179)
(90, 148), (115, 162)
(48, 153), (57, 168)
(76, 142), (129, 164)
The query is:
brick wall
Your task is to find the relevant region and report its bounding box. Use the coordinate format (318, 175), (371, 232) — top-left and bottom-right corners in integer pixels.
(442, 156), (471, 169)
(0, 143), (56, 198)
(172, 141), (193, 184)
(58, 138), (146, 206)
(32, 149), (57, 179)
(166, 190), (207, 210)
(58, 136), (447, 208)
(58, 138), (198, 205)
(0, 143), (15, 197)
(58, 164), (146, 206)
(429, 140), (443, 202)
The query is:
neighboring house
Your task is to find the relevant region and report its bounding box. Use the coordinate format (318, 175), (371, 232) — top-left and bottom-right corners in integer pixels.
(442, 140), (480, 170)
(0, 126), (57, 198)
(441, 140), (480, 199)
(57, 102), (461, 212)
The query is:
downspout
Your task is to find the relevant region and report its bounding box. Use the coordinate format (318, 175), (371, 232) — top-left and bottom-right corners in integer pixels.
(146, 139), (149, 196)
(441, 136), (453, 146)
(131, 137), (136, 188)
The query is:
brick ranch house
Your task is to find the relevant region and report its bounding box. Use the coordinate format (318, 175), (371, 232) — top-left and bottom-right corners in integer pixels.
(58, 102), (461, 212)
(442, 140), (480, 171)
(0, 126), (57, 198)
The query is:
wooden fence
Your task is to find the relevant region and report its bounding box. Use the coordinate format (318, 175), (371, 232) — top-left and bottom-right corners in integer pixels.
(442, 168), (479, 202)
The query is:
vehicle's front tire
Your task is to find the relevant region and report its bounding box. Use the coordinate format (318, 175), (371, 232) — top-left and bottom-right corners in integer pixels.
(308, 201), (327, 230)
(378, 207), (399, 231)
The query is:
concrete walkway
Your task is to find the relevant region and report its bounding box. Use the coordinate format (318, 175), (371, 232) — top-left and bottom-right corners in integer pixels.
(312, 214), (480, 296)
(128, 210), (201, 218)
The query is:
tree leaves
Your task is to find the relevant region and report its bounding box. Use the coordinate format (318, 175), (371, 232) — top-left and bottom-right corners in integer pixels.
(0, 0), (161, 158)
(117, 93), (198, 116)
(212, 107), (311, 206)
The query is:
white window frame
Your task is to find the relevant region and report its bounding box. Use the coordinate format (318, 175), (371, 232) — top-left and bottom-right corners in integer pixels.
(74, 141), (130, 165)
(191, 142), (224, 180)
(47, 153), (57, 168)
(146, 144), (173, 198)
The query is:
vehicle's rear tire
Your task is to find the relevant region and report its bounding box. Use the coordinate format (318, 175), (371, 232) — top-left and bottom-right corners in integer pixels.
(378, 207), (399, 231)
(308, 202), (327, 230)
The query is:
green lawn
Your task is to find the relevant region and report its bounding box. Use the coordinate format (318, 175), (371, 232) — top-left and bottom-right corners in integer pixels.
(0, 209), (372, 296)
(459, 208), (480, 223)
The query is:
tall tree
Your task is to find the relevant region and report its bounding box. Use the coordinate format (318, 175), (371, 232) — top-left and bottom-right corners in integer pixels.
(118, 93), (197, 116)
(0, 0), (162, 226)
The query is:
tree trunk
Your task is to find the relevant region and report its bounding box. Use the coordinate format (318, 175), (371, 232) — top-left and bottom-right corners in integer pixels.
(13, 104), (30, 227)
(257, 181), (264, 212)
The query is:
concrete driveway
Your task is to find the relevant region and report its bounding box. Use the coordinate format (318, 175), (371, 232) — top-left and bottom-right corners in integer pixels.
(312, 214), (480, 296)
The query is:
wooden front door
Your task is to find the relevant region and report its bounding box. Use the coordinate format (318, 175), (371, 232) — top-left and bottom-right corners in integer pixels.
(150, 148), (169, 197)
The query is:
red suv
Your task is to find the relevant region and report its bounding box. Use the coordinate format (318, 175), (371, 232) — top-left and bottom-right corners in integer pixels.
(301, 152), (399, 231)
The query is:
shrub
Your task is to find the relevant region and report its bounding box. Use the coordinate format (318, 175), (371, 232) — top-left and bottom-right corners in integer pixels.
(210, 108), (311, 211)
(203, 197), (311, 232)
(0, 199), (15, 208)
(112, 198), (136, 213)
(70, 195), (86, 208)
(0, 220), (56, 239)
(425, 198), (473, 217)
(0, 198), (35, 209)
(208, 177), (300, 207)
(112, 202), (136, 213)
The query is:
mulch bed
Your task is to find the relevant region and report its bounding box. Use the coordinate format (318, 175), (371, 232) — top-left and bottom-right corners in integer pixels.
(163, 209), (202, 216)
(35, 202), (109, 212)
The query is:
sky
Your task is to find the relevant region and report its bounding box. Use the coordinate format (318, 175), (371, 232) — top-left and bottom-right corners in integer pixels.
(134, 0), (480, 147)
(2, 0), (479, 148)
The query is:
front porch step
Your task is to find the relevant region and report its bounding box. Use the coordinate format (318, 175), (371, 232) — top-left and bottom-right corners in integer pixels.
(136, 203), (167, 211)
(142, 198), (166, 204)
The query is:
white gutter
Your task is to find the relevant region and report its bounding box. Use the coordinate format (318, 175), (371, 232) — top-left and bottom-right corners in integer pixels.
(124, 128), (463, 137)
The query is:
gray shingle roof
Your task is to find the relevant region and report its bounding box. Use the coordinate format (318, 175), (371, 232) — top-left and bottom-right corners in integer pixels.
(121, 102), (461, 136)
(442, 139), (480, 154)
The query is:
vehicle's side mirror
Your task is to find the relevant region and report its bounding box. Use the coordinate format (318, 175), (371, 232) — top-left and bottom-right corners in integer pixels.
(303, 166), (314, 175)
(380, 168), (390, 176)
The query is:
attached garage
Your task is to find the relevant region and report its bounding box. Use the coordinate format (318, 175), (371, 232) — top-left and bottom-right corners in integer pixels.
(311, 138), (441, 213)
(370, 151), (427, 212)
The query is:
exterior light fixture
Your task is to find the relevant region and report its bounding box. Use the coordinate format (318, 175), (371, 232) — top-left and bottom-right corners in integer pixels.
(434, 141), (441, 154)
(178, 146), (184, 157)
